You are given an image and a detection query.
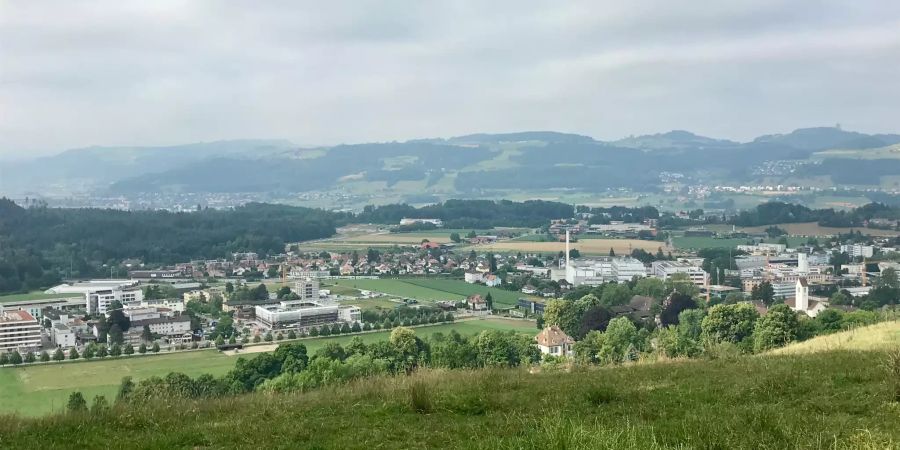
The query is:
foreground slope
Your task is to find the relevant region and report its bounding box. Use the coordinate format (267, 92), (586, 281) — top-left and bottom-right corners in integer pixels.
(1, 351), (897, 449)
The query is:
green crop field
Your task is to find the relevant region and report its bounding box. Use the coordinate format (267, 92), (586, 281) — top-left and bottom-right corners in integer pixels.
(329, 278), (530, 308)
(0, 318), (535, 417)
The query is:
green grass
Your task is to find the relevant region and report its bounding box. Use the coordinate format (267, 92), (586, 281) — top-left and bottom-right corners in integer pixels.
(330, 279), (459, 302)
(0, 292), (78, 303)
(0, 318), (535, 417)
(2, 350), (897, 448)
(330, 278), (528, 308)
(338, 297), (402, 311)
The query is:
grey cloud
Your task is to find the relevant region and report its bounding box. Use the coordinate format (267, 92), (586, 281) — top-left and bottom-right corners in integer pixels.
(1, 0), (898, 156)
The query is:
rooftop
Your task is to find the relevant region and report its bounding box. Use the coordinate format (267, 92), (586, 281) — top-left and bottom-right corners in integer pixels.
(0, 310), (37, 323)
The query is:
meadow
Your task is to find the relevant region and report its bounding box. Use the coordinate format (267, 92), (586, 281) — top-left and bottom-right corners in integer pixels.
(0, 318), (535, 417)
(2, 350), (896, 449)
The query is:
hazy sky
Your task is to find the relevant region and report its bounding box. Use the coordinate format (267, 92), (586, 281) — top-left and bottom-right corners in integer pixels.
(2, 1), (900, 156)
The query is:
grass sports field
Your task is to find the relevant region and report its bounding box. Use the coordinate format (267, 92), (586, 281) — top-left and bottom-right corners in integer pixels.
(328, 278), (532, 308)
(0, 318), (535, 417)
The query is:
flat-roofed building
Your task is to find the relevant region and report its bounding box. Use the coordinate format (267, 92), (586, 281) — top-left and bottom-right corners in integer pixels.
(294, 278), (320, 300)
(0, 297), (83, 320)
(255, 300), (339, 329)
(51, 323), (76, 349)
(0, 309), (42, 352)
(650, 260), (708, 286)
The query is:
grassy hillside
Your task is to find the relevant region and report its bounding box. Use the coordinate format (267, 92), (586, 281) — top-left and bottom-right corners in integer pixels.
(0, 318), (535, 417)
(771, 320), (900, 355)
(1, 350), (897, 449)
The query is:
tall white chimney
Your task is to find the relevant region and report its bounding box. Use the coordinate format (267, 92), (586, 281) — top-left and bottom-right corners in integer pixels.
(797, 253), (809, 275)
(565, 229), (570, 269)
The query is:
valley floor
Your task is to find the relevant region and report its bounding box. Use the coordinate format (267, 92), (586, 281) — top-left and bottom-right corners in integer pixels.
(2, 350), (898, 449)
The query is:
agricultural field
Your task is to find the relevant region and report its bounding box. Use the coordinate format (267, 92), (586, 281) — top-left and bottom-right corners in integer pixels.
(0, 318), (535, 417)
(469, 239), (667, 256)
(328, 278), (533, 308)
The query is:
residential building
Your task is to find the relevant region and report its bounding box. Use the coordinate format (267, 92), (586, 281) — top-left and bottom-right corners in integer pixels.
(51, 324), (77, 349)
(130, 316), (192, 336)
(294, 278), (320, 300)
(0, 309), (42, 352)
(535, 326), (574, 357)
(840, 244), (874, 259)
(142, 298), (186, 313)
(484, 274), (502, 287)
(464, 271), (484, 284)
(466, 294), (487, 311)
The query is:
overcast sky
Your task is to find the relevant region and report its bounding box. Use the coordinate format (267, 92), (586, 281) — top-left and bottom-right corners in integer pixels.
(2, 1), (899, 157)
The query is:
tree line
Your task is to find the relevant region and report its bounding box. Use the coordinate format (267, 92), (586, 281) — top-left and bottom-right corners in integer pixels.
(63, 326), (539, 411)
(730, 201), (900, 227)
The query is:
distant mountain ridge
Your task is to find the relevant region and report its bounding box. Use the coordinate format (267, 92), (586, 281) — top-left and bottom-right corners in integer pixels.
(2, 127), (899, 197)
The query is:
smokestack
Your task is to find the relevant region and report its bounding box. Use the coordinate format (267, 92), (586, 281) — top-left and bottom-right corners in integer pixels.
(797, 253), (808, 275)
(565, 229), (570, 269)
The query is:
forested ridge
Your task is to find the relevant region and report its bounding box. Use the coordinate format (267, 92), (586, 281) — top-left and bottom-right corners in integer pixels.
(0, 200), (340, 293)
(0, 198), (573, 294)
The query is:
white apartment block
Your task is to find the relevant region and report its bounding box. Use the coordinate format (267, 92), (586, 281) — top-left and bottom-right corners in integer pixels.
(131, 316), (192, 336)
(839, 244), (875, 259)
(0, 309), (42, 352)
(651, 260), (708, 286)
(294, 278), (320, 300)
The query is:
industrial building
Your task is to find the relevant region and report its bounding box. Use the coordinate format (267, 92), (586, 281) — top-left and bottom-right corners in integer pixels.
(650, 260), (708, 286)
(562, 230), (647, 285)
(255, 300), (339, 329)
(46, 280), (144, 315)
